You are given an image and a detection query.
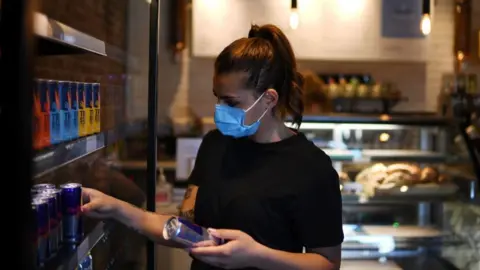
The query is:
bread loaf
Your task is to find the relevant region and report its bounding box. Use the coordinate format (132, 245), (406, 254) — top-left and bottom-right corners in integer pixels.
(420, 167), (439, 183)
(386, 163), (421, 182)
(384, 171), (416, 186)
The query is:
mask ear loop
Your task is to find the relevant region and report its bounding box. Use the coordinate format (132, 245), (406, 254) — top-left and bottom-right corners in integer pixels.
(243, 91), (270, 126)
(244, 91), (266, 112)
(256, 104), (270, 122)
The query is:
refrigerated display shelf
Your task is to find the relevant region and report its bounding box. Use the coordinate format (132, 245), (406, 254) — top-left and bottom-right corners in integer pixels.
(296, 113), (451, 126)
(33, 121), (145, 178)
(342, 193), (458, 204)
(34, 12), (106, 56)
(322, 149), (449, 163)
(43, 221), (112, 270)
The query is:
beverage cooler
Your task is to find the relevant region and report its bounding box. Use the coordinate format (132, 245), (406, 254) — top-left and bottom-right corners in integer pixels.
(1, 0), (160, 269)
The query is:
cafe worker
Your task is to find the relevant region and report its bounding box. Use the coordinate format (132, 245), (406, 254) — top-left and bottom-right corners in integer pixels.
(81, 23), (344, 270)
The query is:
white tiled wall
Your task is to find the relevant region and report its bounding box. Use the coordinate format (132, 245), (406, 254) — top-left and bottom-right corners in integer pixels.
(156, 0), (456, 120)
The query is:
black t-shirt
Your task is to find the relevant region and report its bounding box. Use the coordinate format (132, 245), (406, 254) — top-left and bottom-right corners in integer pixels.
(189, 129), (344, 270)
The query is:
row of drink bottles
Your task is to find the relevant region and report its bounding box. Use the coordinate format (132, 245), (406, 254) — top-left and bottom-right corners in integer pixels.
(33, 80), (101, 150)
(31, 182), (90, 269)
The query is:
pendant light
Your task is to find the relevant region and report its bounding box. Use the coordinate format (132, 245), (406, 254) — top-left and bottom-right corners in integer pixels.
(290, 0), (299, 30)
(420, 0), (432, 36)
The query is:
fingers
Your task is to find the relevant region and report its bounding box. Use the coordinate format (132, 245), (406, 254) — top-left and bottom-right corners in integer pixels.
(81, 201), (98, 213)
(81, 187), (95, 202)
(82, 187), (95, 195)
(190, 244), (230, 256)
(193, 240), (217, 248)
(208, 228), (241, 240)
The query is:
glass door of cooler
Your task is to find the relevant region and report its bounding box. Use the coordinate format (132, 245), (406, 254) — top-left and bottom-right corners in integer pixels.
(21, 0), (159, 269)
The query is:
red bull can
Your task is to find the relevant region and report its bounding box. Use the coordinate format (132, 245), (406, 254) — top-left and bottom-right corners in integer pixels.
(92, 83), (100, 133)
(70, 82), (79, 139)
(36, 192), (60, 257)
(32, 183), (56, 191)
(78, 252), (93, 270)
(48, 80), (61, 144)
(162, 217), (224, 247)
(59, 81), (71, 141)
(37, 188), (63, 244)
(85, 83), (94, 135)
(60, 183), (83, 243)
(32, 197), (49, 267)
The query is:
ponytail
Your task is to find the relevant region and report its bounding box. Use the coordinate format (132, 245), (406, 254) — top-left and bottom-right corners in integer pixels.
(248, 24), (304, 128)
(289, 72), (304, 129)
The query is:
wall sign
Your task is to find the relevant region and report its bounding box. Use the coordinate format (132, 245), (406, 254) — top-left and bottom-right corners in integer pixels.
(381, 0), (425, 38)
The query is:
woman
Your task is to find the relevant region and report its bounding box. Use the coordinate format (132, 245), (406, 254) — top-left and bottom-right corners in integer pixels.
(82, 24), (344, 270)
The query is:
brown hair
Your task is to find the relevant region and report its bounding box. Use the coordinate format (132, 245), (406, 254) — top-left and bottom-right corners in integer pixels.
(214, 24), (304, 128)
(301, 70), (331, 112)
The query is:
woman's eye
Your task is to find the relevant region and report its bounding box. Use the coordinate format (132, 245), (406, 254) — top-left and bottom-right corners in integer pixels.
(226, 101), (238, 107)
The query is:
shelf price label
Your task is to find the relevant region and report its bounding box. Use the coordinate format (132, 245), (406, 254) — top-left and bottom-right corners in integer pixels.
(86, 136), (97, 152)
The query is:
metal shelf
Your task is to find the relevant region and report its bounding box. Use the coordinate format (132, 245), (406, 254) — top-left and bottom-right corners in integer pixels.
(341, 225), (460, 260)
(34, 12), (106, 56)
(43, 221), (112, 270)
(295, 113), (451, 126)
(33, 121), (145, 178)
(323, 149), (449, 163)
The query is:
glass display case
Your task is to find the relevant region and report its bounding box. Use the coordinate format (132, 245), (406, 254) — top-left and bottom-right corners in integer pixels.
(285, 113), (475, 201)
(3, 0), (160, 269)
(284, 113), (477, 269)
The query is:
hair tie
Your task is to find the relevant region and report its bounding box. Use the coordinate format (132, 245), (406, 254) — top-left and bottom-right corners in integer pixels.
(248, 24), (262, 39)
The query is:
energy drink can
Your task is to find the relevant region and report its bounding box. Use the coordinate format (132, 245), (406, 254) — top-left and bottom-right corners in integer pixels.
(33, 79), (51, 149)
(32, 183), (56, 191)
(48, 80), (62, 144)
(33, 79), (43, 150)
(162, 217), (224, 247)
(78, 83), (87, 137)
(36, 192), (60, 257)
(93, 83), (101, 133)
(85, 83), (94, 135)
(32, 197), (49, 267)
(70, 82), (79, 139)
(78, 252), (93, 270)
(60, 183), (83, 243)
(59, 81), (71, 141)
(38, 188), (64, 244)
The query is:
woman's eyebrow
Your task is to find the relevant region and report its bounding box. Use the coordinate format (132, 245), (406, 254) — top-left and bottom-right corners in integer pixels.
(212, 89), (239, 99)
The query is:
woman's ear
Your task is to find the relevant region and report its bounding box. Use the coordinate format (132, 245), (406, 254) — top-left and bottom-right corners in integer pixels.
(264, 88), (278, 107)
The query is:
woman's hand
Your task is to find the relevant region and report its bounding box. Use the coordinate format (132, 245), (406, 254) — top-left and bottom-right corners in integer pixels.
(81, 187), (120, 219)
(190, 229), (265, 269)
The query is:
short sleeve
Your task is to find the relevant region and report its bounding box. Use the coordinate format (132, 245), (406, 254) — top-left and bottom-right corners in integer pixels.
(291, 155), (344, 248)
(187, 130), (218, 187)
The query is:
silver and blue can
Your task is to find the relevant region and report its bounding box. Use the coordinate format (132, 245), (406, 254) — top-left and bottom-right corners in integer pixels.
(162, 217), (224, 247)
(36, 192), (60, 257)
(32, 183), (56, 191)
(38, 188), (63, 244)
(78, 252), (93, 270)
(32, 197), (49, 267)
(60, 183), (83, 243)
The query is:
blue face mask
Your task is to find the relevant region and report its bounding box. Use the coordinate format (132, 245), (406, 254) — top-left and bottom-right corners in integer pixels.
(214, 93), (269, 138)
